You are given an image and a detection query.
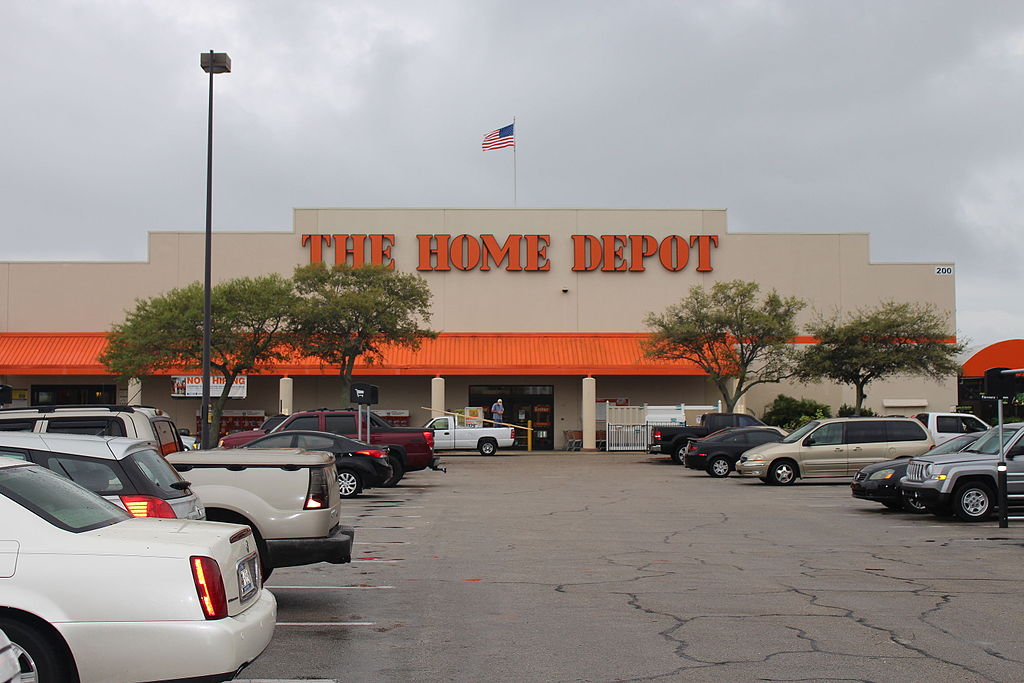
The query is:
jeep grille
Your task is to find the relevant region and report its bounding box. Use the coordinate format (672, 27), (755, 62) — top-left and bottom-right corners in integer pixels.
(906, 461), (927, 482)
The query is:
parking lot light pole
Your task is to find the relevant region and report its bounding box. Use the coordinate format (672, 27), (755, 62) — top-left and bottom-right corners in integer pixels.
(200, 51), (231, 450)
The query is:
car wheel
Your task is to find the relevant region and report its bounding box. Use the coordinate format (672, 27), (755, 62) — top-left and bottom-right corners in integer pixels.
(952, 481), (995, 522)
(766, 460), (797, 485)
(670, 444), (686, 465)
(383, 454), (405, 487)
(0, 618), (75, 683)
(478, 439), (498, 456)
(337, 469), (363, 498)
(706, 456), (731, 478)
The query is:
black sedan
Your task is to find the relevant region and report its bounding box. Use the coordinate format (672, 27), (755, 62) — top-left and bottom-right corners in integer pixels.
(683, 426), (788, 477)
(242, 430), (393, 498)
(850, 433), (981, 512)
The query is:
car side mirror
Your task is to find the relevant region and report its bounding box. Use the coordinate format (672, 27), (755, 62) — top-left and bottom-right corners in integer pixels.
(804, 437), (816, 447)
(1006, 445), (1024, 459)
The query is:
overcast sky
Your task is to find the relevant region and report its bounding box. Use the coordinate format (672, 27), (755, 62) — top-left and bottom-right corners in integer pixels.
(2, 1), (1021, 350)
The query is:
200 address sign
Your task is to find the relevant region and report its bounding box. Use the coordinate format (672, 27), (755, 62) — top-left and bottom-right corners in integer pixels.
(935, 266), (953, 275)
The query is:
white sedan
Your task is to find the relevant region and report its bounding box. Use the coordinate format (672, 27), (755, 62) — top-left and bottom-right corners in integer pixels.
(0, 457), (276, 682)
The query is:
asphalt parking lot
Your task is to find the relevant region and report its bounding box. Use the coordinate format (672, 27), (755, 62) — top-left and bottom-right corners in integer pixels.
(241, 452), (1024, 682)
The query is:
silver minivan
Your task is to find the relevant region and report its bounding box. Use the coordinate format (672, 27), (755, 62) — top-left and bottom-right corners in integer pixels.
(736, 417), (934, 485)
(0, 432), (204, 519)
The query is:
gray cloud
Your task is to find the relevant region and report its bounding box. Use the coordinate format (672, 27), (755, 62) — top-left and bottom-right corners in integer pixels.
(1, 0), (1021, 347)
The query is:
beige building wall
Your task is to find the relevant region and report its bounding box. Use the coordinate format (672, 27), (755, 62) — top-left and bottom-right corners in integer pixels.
(0, 208), (958, 423)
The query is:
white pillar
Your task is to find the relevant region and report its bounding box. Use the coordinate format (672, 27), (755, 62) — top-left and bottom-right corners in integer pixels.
(582, 376), (597, 450)
(127, 378), (143, 405)
(279, 377), (293, 415)
(431, 376), (445, 418)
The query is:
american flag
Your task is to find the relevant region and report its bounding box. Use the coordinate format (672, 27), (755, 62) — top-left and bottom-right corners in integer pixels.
(482, 123), (515, 150)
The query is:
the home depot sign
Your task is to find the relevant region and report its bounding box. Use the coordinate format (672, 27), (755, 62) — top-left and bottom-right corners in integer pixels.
(301, 233), (719, 272)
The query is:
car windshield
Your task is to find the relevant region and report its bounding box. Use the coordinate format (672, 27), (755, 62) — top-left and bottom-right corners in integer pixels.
(0, 462), (129, 532)
(927, 434), (979, 455)
(780, 420), (820, 444)
(962, 425), (1024, 455)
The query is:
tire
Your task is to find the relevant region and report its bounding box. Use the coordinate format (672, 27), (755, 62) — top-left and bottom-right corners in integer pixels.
(0, 617), (77, 683)
(670, 444), (686, 465)
(382, 454), (405, 487)
(706, 455), (731, 478)
(952, 481), (995, 522)
(337, 469), (363, 498)
(478, 439), (498, 456)
(766, 459), (798, 486)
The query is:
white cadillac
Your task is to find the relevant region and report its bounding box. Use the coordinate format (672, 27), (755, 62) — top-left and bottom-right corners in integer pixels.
(0, 456), (276, 682)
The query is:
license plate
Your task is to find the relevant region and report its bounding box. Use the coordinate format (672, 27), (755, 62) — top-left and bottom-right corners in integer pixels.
(237, 553), (259, 602)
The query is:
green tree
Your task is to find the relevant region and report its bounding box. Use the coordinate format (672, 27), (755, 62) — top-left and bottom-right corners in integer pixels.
(796, 301), (965, 415)
(290, 263), (436, 404)
(761, 394), (832, 430)
(100, 275), (297, 446)
(644, 280), (806, 411)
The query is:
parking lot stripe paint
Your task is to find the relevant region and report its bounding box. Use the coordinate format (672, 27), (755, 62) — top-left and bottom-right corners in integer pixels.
(268, 585), (394, 590)
(277, 622), (376, 626)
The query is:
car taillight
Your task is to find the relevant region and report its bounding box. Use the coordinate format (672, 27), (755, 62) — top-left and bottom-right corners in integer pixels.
(356, 449), (387, 459)
(190, 556), (228, 619)
(305, 466), (329, 509)
(653, 430), (662, 442)
(121, 495), (177, 518)
(423, 431), (434, 449)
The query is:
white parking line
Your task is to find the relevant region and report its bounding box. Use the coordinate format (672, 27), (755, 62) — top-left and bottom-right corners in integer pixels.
(277, 622), (375, 626)
(268, 585), (393, 590)
(354, 540), (407, 545)
(357, 515), (422, 518)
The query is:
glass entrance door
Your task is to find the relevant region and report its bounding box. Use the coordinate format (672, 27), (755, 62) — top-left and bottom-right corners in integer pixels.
(469, 385), (554, 450)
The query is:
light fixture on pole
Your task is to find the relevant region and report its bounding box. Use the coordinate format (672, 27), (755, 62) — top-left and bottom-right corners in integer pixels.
(200, 50), (231, 449)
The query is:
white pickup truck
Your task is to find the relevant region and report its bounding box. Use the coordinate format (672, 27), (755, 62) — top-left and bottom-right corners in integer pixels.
(912, 412), (989, 445)
(167, 447), (354, 579)
(424, 416), (516, 455)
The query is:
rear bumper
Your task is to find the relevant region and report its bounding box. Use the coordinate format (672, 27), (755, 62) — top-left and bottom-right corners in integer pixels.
(266, 523), (354, 569)
(61, 588), (277, 683)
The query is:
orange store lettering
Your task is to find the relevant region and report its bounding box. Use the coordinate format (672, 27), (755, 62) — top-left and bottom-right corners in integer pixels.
(300, 233), (718, 273)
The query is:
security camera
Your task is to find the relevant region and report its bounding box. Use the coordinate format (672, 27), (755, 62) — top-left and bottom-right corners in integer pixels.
(561, 288), (569, 293)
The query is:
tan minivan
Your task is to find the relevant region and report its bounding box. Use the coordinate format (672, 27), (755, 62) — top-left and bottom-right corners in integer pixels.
(735, 417), (934, 485)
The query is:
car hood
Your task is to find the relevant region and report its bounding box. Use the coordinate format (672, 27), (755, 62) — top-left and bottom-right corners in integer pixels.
(856, 458), (910, 475)
(911, 450), (998, 466)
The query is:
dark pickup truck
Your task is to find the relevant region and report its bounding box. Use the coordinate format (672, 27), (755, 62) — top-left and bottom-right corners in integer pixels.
(218, 408), (441, 485)
(649, 412), (767, 464)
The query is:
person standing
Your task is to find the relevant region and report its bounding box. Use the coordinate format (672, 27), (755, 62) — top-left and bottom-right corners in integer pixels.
(490, 398), (505, 425)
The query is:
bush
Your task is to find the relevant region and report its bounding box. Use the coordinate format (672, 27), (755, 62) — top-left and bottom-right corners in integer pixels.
(837, 404), (877, 417)
(761, 395), (832, 431)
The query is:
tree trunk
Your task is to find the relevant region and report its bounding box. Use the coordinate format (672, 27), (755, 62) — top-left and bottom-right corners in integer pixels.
(854, 382), (867, 416)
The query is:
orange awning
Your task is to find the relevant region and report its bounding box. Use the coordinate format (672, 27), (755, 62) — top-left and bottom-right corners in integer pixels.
(0, 332), (706, 377)
(962, 339), (1024, 378)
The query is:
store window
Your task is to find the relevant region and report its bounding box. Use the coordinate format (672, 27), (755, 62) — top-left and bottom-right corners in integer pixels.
(31, 385), (117, 406)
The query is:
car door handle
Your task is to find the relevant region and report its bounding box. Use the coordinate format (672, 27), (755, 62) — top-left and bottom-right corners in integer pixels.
(851, 446), (862, 451)
(834, 447), (844, 452)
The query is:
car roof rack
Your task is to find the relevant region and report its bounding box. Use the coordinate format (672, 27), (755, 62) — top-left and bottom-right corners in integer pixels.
(0, 404), (159, 414)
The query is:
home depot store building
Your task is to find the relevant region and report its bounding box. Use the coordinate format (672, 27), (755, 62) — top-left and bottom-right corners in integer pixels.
(0, 209), (959, 449)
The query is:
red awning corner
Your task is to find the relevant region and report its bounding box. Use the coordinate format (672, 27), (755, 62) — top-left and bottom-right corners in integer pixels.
(962, 339), (1024, 378)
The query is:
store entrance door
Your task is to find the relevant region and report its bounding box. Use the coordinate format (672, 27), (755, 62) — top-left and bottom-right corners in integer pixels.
(469, 385), (554, 450)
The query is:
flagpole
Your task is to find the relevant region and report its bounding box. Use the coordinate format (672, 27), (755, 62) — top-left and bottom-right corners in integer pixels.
(513, 116), (517, 207)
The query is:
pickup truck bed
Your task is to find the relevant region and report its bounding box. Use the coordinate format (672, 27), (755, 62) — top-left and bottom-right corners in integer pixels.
(167, 447), (354, 579)
(649, 413), (768, 464)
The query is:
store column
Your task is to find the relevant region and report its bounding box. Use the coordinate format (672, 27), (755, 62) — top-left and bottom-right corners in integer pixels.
(431, 376), (445, 418)
(279, 377), (293, 415)
(582, 376), (596, 450)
